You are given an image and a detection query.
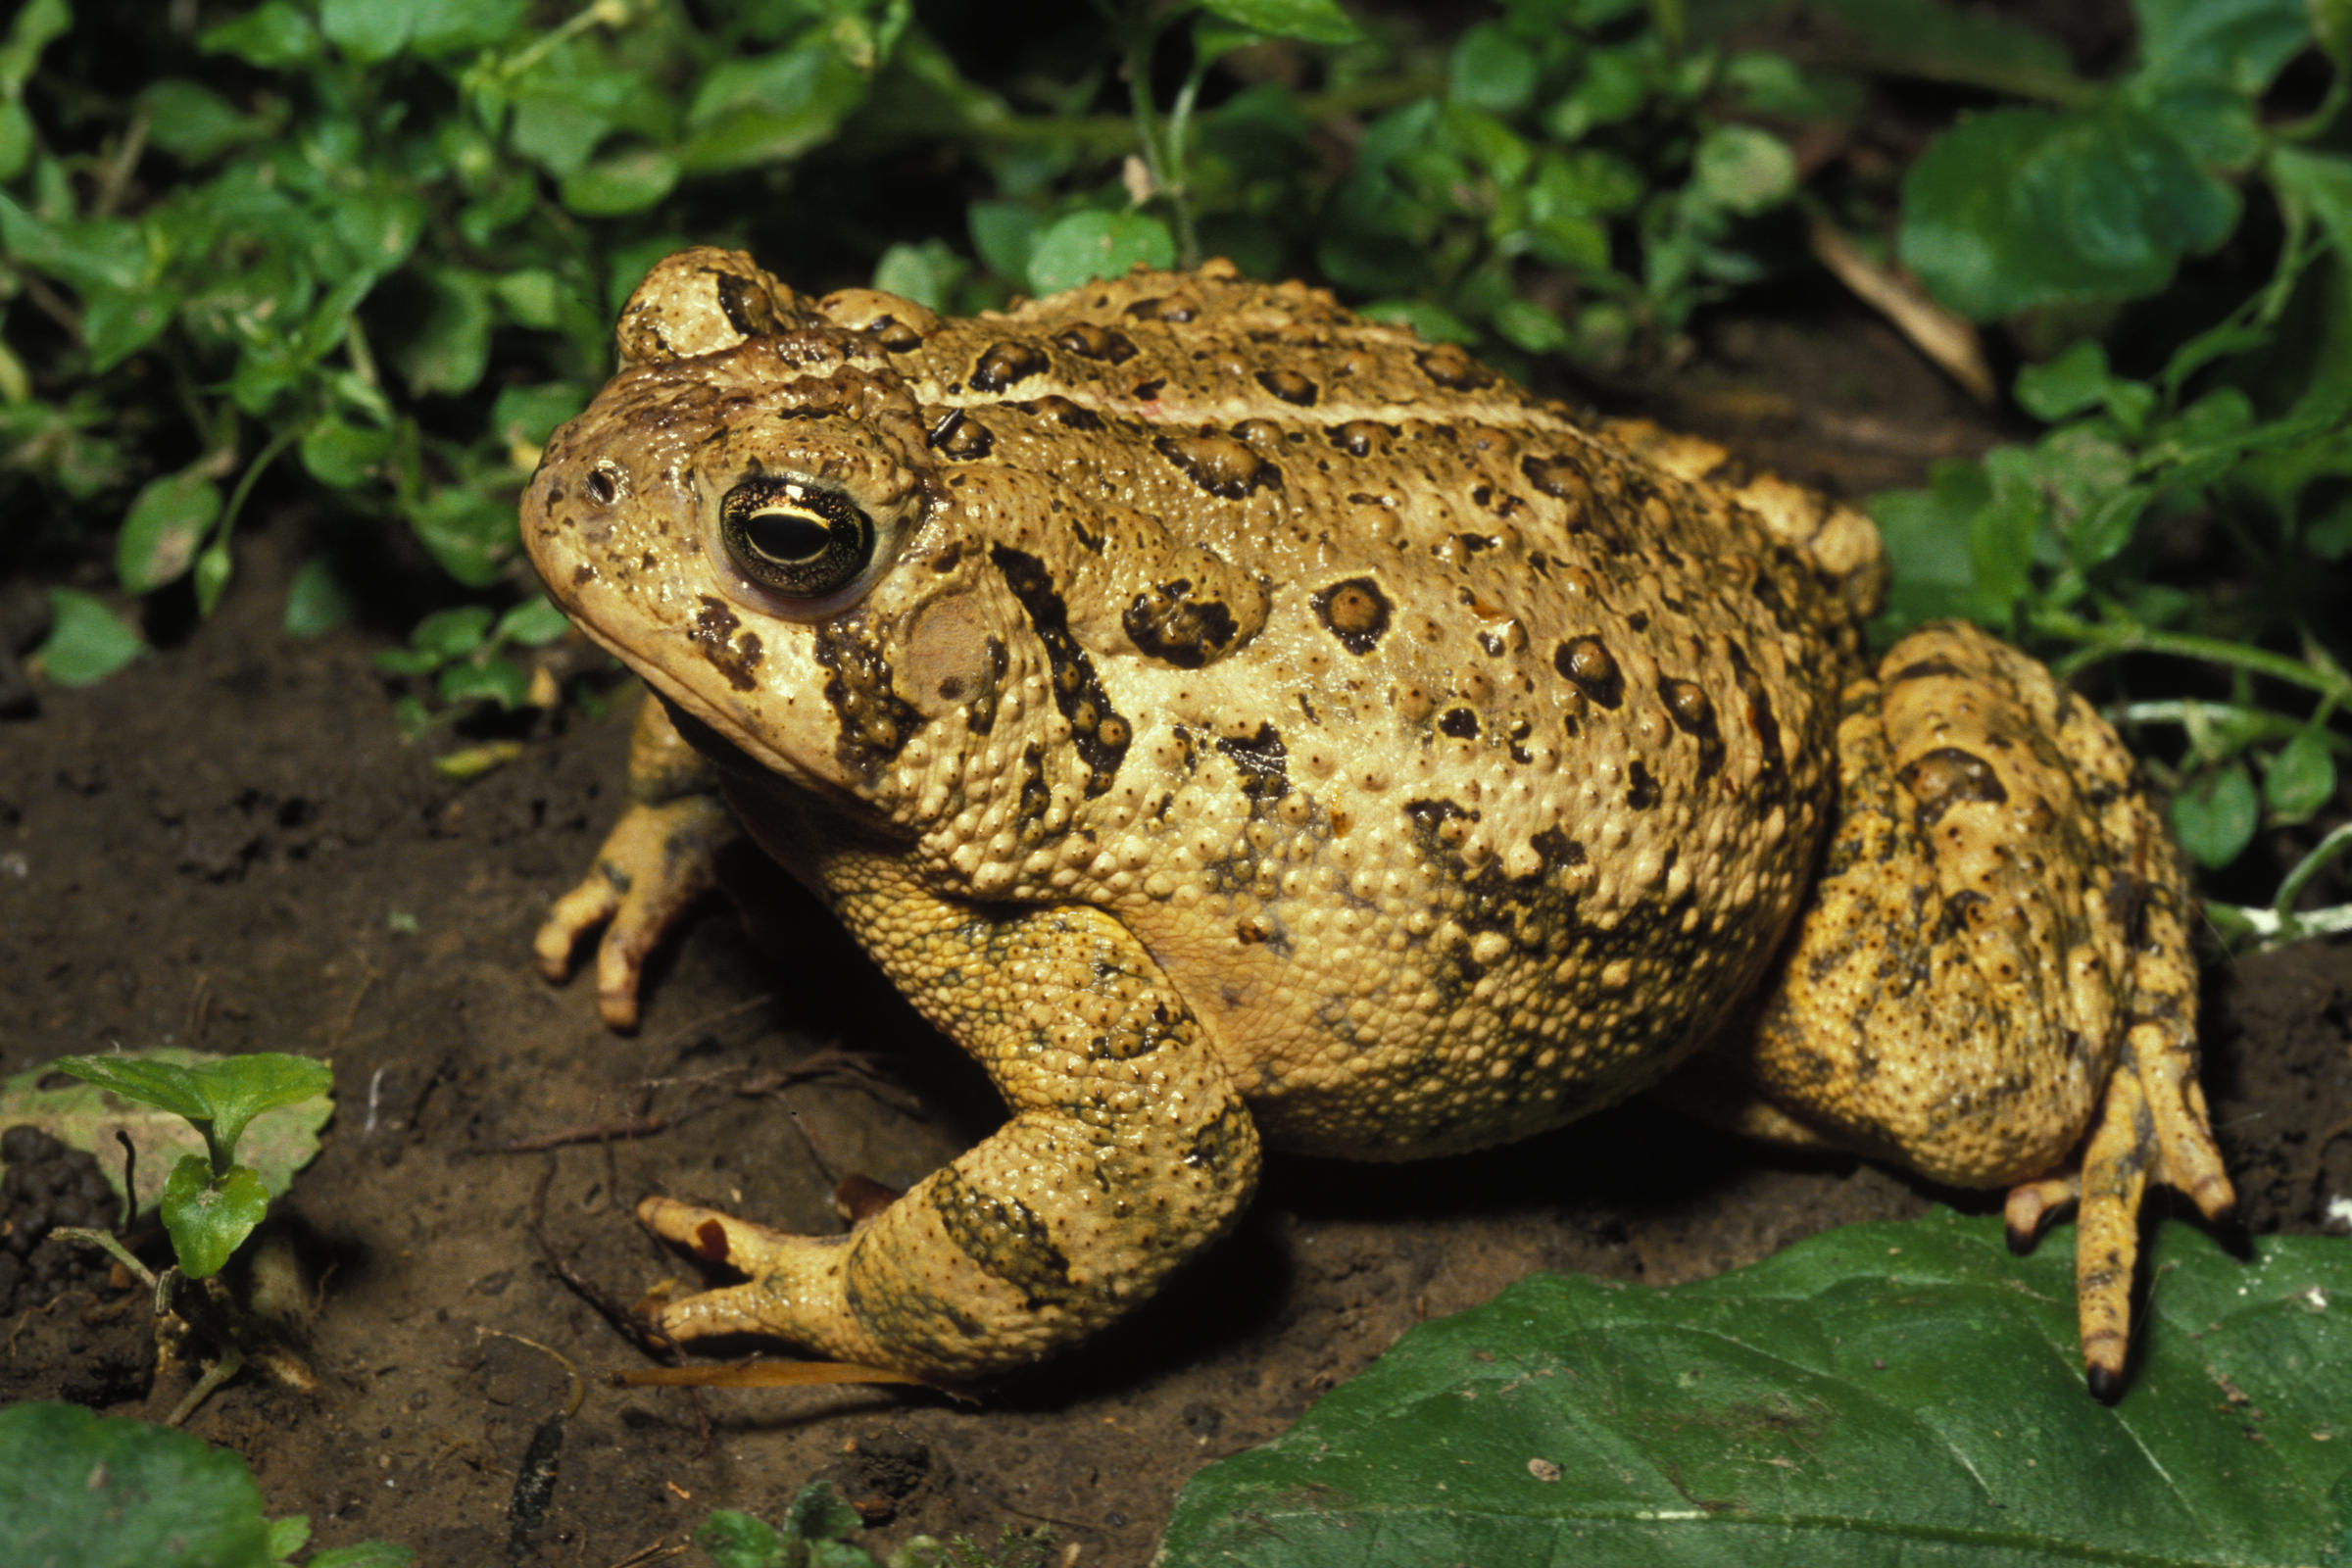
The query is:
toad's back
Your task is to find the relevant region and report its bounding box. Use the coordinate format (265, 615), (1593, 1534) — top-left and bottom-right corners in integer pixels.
(796, 262), (1887, 1154)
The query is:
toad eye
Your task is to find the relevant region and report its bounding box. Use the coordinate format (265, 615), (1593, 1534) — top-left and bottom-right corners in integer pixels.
(717, 477), (875, 599)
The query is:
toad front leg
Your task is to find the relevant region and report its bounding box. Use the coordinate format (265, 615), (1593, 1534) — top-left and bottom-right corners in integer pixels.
(639, 852), (1261, 1382)
(1685, 621), (2231, 1397)
(535, 693), (738, 1030)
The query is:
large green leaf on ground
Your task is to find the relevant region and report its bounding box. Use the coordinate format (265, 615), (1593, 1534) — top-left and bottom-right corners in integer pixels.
(1158, 1212), (2352, 1566)
(0, 1401), (270, 1568)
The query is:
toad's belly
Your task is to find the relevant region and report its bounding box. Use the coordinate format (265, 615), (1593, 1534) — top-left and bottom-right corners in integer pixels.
(1122, 871), (1801, 1161)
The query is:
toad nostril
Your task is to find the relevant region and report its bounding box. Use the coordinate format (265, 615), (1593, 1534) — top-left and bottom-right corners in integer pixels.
(585, 467), (617, 506)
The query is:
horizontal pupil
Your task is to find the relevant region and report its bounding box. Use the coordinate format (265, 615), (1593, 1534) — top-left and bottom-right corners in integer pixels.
(746, 508), (833, 563)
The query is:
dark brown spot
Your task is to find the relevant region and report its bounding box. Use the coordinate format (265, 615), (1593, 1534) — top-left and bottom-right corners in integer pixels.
(1888, 656), (1965, 685)
(811, 618), (922, 779)
(991, 546), (1130, 795)
(1124, 294), (1197, 322)
(1312, 577), (1392, 656)
(1215, 723), (1289, 804)
(1054, 322), (1138, 363)
(1527, 825), (1585, 873)
(1724, 639), (1785, 798)
(931, 1165), (1082, 1310)
(1900, 746), (2008, 831)
(1661, 678), (1723, 781)
(865, 315), (924, 352)
(1416, 342), (1494, 391)
(1130, 377), (1166, 400)
(711, 270), (777, 339)
(969, 340), (1048, 393)
(1626, 760), (1660, 810)
(1124, 579), (1244, 668)
(1328, 420), (1397, 458)
(928, 409), (995, 461)
(1019, 394), (1103, 431)
(1253, 367), (1318, 406)
(1553, 636), (1623, 709)
(689, 597), (762, 692)
(1154, 429), (1281, 499)
(1438, 707), (1479, 739)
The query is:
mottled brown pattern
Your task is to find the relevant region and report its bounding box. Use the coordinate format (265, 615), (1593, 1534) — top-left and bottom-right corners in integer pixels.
(524, 248), (2232, 1391)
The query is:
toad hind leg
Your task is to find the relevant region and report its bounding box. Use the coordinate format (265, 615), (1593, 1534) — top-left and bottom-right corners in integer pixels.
(640, 854), (1261, 1382)
(1690, 621), (2230, 1396)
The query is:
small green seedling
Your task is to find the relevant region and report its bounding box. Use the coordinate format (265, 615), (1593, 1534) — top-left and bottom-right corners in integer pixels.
(55, 1052), (333, 1278)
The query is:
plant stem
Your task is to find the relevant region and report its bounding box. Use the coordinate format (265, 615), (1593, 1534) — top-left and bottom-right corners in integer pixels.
(2037, 612), (2352, 704)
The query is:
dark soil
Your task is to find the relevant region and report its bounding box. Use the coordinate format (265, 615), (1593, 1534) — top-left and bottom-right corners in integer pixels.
(4, 296), (2348, 1567)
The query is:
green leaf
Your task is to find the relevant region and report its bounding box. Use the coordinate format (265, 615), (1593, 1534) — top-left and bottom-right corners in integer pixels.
(2172, 761), (2261, 866)
(0, 1402), (271, 1568)
(2132, 0), (2313, 98)
(58, 1050), (331, 1178)
(1690, 123), (1796, 216)
(319, 0), (413, 63)
(872, 238), (967, 312)
(695, 1510), (785, 1568)
(1543, 41), (1651, 141)
(681, 47), (868, 174)
(559, 145), (682, 216)
(193, 538), (232, 616)
(33, 588), (143, 686)
(53, 1054), (213, 1124)
(1966, 446), (2044, 620)
(1870, 460), (1990, 629)
(308, 1543), (419, 1568)
(2316, 0), (2352, 63)
(489, 382), (587, 450)
(161, 1154), (270, 1278)
(116, 468), (223, 594)
(409, 485), (516, 588)
(2013, 339), (2114, 421)
(1194, 0), (1363, 46)
(1898, 103), (2238, 320)
(968, 199), (1040, 283)
(494, 596), (572, 648)
(139, 79), (260, 165)
(1025, 210), (1177, 295)
(410, 605), (496, 662)
(437, 656), (529, 710)
(2, 1050), (330, 1214)
(283, 558), (355, 638)
(269, 1513), (312, 1559)
(1449, 23), (1538, 115)
(300, 415), (394, 490)
(0, 0), (71, 98)
(1492, 298), (1572, 354)
(1161, 1215), (2352, 1566)
(392, 269), (492, 397)
(782, 1481), (867, 1546)
(2262, 727), (2338, 821)
(198, 0), (319, 68)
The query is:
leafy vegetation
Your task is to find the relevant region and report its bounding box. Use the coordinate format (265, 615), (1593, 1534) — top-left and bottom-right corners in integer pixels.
(1160, 1212), (2352, 1566)
(54, 1051), (332, 1277)
(0, 1400), (413, 1568)
(693, 1480), (1054, 1568)
(5, 0), (2343, 928)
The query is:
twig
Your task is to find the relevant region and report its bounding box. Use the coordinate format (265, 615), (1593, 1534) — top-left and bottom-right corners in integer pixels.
(1806, 211), (1995, 405)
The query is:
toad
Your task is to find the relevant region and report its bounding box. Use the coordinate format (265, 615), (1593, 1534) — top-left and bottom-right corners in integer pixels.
(525, 249), (2231, 1396)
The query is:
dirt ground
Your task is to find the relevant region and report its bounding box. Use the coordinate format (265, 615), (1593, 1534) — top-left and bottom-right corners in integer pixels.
(5, 295), (2350, 1568)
